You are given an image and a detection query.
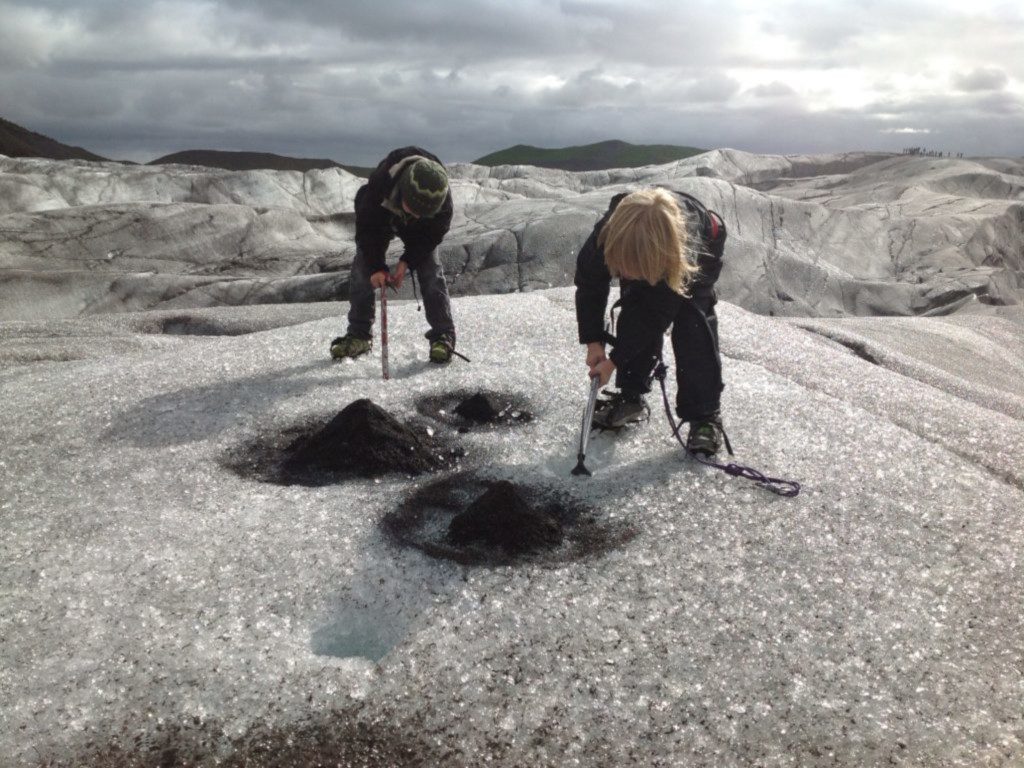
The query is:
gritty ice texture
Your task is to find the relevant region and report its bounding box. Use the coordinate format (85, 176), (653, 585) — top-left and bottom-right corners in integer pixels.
(1, 288), (1022, 767)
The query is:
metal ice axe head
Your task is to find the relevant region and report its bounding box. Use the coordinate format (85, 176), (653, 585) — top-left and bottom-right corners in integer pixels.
(571, 376), (601, 477)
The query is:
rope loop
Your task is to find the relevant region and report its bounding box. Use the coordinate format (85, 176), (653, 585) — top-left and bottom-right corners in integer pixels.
(652, 357), (801, 498)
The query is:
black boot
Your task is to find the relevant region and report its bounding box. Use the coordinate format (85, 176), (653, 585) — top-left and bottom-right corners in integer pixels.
(686, 411), (724, 456)
(593, 390), (649, 429)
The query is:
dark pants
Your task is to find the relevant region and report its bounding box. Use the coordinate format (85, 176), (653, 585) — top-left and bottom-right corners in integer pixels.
(346, 247), (456, 342)
(615, 294), (724, 421)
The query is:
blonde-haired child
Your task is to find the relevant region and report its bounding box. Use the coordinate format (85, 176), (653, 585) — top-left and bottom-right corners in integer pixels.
(574, 187), (728, 454)
(601, 188), (699, 294)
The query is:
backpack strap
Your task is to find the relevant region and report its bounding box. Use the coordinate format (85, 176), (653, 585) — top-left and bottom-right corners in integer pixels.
(662, 188), (726, 250)
(707, 210), (722, 242)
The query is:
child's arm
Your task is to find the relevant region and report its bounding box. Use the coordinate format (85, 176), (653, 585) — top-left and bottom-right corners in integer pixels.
(574, 231), (612, 345)
(575, 194), (628, 345)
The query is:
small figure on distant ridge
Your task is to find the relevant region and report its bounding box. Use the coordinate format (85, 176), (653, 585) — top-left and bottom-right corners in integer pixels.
(331, 146), (457, 364)
(574, 187), (728, 455)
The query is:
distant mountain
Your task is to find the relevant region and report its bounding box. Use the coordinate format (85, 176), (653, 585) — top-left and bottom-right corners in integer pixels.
(149, 149), (372, 177)
(0, 116), (109, 162)
(472, 139), (705, 171)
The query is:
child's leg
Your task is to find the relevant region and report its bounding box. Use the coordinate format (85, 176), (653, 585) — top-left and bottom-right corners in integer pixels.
(414, 251), (456, 343)
(613, 321), (664, 396)
(345, 247), (376, 339)
(595, 286), (676, 428)
(671, 296), (724, 420)
(609, 282), (682, 395)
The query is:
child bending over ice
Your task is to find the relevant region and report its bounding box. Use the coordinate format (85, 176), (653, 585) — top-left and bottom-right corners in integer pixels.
(574, 187), (728, 455)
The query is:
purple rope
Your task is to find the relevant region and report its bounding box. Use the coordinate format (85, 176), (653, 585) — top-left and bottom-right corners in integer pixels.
(653, 363), (801, 498)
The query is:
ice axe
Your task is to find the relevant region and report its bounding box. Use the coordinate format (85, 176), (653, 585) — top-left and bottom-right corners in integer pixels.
(571, 375), (601, 476)
(380, 283), (389, 380)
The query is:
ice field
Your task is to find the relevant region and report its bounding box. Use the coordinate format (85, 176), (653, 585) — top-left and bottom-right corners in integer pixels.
(2, 290), (1022, 766)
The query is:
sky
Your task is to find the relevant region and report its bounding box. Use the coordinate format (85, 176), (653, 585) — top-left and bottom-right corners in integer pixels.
(1, 0), (1022, 164)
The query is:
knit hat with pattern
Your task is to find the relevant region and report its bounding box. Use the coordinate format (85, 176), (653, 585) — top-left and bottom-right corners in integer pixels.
(398, 158), (448, 217)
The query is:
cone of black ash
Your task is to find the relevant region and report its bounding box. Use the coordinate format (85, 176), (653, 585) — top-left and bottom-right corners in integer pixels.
(453, 390), (532, 424)
(448, 480), (563, 554)
(453, 391), (508, 422)
(283, 398), (444, 479)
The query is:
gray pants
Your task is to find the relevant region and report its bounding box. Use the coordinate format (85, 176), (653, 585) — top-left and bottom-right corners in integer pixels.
(346, 248), (456, 342)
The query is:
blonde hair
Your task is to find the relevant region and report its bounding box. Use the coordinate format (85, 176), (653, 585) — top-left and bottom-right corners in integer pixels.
(598, 188), (697, 294)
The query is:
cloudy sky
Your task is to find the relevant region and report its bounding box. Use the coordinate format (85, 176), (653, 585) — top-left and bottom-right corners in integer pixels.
(1, 0), (1022, 164)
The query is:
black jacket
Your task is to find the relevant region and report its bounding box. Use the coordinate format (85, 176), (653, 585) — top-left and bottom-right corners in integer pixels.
(354, 146), (454, 273)
(574, 189), (727, 370)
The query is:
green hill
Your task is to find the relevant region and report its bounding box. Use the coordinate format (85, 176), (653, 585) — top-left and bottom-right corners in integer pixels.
(149, 149), (372, 177)
(472, 139), (705, 171)
(0, 116), (109, 162)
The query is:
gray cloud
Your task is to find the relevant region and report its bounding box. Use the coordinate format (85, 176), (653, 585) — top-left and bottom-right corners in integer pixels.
(759, 3), (870, 55)
(953, 67), (1010, 92)
(746, 82), (799, 99)
(685, 74), (742, 104)
(538, 67), (644, 108)
(866, 90), (1024, 121)
(0, 0), (1022, 164)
